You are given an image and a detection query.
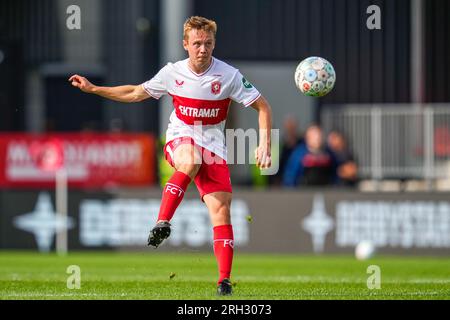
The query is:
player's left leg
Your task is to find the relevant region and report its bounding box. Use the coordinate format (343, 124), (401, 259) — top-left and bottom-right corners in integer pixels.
(148, 138), (201, 248)
(203, 191), (234, 295)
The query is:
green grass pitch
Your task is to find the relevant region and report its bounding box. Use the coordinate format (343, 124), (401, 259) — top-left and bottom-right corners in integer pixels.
(0, 251), (449, 300)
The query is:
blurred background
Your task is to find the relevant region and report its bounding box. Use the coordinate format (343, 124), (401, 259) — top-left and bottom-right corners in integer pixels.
(0, 0), (449, 256)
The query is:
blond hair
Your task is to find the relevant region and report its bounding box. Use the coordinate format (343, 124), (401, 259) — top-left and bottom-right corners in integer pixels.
(183, 16), (217, 40)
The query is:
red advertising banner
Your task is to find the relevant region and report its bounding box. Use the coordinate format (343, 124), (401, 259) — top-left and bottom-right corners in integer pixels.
(0, 133), (156, 188)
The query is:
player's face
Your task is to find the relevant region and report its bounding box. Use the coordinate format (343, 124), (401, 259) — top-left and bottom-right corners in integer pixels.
(183, 29), (215, 71)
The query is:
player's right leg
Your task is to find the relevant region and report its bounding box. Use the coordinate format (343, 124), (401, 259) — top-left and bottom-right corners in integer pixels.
(148, 138), (202, 248)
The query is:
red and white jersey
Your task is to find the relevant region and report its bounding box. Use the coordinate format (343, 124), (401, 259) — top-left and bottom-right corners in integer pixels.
(142, 57), (261, 160)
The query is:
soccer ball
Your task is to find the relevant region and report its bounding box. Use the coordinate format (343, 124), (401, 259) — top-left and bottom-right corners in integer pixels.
(355, 241), (376, 260)
(294, 56), (336, 97)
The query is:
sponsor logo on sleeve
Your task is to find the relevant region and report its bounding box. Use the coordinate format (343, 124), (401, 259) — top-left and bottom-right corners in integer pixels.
(242, 77), (253, 89)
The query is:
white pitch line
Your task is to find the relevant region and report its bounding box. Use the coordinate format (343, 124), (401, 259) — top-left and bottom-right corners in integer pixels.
(0, 291), (447, 298)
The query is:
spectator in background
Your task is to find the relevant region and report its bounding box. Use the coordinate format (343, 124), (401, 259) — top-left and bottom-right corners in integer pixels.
(283, 124), (337, 187)
(326, 130), (358, 187)
(269, 116), (304, 185)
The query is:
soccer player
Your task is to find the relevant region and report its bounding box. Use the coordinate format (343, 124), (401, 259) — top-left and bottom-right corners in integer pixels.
(69, 16), (273, 296)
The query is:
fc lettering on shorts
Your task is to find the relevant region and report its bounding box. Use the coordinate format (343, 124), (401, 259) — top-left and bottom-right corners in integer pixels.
(165, 183), (184, 197)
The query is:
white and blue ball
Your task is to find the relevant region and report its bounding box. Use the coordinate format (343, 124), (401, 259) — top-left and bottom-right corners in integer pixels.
(294, 56), (336, 97)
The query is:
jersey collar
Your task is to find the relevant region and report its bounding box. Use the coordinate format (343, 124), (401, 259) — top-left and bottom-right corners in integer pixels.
(187, 57), (215, 77)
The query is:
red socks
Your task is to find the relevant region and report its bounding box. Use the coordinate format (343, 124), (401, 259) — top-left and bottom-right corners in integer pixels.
(213, 224), (234, 284)
(157, 171), (191, 222)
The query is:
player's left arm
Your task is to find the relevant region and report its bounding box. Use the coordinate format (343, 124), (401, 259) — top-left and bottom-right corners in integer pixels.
(250, 95), (273, 169)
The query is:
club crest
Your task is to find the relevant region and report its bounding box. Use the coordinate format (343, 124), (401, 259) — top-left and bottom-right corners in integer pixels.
(211, 81), (221, 95)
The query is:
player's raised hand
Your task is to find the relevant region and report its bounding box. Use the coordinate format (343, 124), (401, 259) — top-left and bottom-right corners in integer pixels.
(68, 74), (95, 93)
(255, 145), (272, 169)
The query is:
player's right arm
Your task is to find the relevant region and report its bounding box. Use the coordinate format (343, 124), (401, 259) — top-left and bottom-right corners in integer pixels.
(68, 74), (151, 103)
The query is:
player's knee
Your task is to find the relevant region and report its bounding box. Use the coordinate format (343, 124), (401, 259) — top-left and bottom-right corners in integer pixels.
(176, 162), (201, 178)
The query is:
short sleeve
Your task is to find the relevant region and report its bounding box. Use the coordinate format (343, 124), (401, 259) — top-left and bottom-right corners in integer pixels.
(141, 65), (170, 99)
(229, 71), (261, 107)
